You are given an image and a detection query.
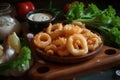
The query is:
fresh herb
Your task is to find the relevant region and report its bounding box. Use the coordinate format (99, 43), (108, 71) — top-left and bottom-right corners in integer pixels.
(66, 1), (120, 48)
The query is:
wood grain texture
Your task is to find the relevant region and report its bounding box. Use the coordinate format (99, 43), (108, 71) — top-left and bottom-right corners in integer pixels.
(27, 45), (120, 80)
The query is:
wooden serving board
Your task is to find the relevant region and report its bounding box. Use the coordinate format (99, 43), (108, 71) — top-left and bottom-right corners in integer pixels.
(28, 45), (120, 80)
(22, 25), (120, 80)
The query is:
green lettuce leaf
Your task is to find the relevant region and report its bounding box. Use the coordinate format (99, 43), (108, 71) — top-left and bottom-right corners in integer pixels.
(0, 46), (32, 76)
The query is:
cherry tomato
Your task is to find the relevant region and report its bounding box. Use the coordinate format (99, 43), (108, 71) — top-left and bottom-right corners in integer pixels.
(64, 3), (71, 13)
(16, 1), (35, 20)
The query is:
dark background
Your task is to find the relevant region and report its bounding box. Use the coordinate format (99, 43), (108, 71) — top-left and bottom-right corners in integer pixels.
(0, 0), (120, 12)
(0, 0), (120, 80)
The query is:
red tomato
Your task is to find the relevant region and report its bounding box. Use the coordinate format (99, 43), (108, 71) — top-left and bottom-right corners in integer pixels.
(16, 1), (35, 19)
(64, 3), (71, 13)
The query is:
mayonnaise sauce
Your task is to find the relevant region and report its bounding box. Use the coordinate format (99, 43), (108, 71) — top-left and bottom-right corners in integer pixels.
(28, 13), (52, 22)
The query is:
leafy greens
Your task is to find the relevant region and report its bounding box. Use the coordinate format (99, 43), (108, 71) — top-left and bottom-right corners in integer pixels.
(0, 38), (32, 76)
(66, 1), (120, 48)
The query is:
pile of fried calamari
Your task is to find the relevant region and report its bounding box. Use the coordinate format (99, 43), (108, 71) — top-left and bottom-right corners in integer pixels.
(33, 22), (102, 57)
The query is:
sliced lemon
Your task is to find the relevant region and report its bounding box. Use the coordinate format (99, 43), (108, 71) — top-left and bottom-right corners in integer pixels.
(0, 45), (3, 58)
(8, 32), (21, 54)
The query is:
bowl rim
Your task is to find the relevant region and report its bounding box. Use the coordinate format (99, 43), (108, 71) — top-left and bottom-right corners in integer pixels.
(26, 9), (57, 23)
(35, 42), (103, 64)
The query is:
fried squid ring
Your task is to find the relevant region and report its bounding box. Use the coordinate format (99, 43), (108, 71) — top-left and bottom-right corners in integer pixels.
(52, 37), (69, 56)
(87, 34), (102, 51)
(50, 30), (62, 40)
(63, 24), (82, 37)
(33, 32), (51, 49)
(80, 28), (93, 39)
(67, 34), (88, 56)
(52, 37), (67, 48)
(72, 21), (86, 28)
(46, 23), (63, 39)
(44, 44), (57, 55)
(57, 47), (70, 57)
(81, 28), (102, 51)
(46, 23), (63, 34)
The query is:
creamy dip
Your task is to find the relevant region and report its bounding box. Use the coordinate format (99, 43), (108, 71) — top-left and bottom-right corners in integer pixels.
(28, 13), (52, 22)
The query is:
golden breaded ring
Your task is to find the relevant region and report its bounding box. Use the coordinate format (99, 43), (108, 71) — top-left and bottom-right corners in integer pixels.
(46, 23), (63, 34)
(67, 34), (88, 56)
(33, 32), (51, 49)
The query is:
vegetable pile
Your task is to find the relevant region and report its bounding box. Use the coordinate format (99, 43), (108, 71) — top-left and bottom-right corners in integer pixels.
(0, 32), (32, 76)
(66, 1), (120, 48)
